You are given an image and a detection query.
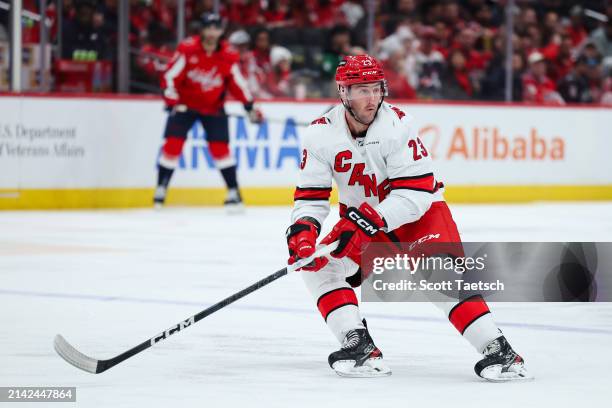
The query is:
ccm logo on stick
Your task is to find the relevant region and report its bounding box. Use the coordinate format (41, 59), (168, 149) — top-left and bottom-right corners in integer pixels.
(150, 316), (196, 345)
(347, 209), (378, 236)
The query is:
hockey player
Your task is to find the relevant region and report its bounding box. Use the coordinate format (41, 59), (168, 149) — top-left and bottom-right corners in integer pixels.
(154, 13), (263, 210)
(286, 55), (531, 380)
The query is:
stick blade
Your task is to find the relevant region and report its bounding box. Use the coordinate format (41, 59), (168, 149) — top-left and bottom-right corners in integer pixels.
(54, 334), (100, 374)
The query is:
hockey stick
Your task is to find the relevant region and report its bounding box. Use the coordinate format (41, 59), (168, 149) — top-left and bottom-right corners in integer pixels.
(226, 113), (312, 127)
(172, 104), (313, 127)
(54, 241), (339, 374)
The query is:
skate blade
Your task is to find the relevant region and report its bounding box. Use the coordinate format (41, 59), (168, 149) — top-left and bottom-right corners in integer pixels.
(481, 364), (534, 382)
(225, 203), (245, 215)
(332, 358), (392, 378)
(153, 202), (164, 210)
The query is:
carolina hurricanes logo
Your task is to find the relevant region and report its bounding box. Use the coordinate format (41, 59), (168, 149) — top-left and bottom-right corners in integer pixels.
(187, 67), (223, 92)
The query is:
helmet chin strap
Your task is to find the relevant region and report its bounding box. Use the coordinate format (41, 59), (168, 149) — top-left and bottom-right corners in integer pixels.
(341, 86), (385, 126)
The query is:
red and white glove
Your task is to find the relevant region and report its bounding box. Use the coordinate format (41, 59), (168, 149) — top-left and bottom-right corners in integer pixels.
(244, 102), (264, 124)
(320, 202), (385, 265)
(163, 89), (180, 111)
(286, 218), (328, 272)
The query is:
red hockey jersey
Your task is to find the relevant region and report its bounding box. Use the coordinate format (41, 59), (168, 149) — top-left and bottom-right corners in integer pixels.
(161, 36), (253, 114)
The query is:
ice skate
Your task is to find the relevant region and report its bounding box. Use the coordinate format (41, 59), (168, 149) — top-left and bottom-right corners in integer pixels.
(224, 189), (244, 214)
(153, 185), (167, 209)
(328, 327), (391, 378)
(475, 336), (533, 382)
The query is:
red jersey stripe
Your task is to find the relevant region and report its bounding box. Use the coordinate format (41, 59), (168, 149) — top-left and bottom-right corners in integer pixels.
(389, 173), (435, 192)
(448, 295), (491, 334)
(317, 288), (358, 321)
(294, 187), (332, 201)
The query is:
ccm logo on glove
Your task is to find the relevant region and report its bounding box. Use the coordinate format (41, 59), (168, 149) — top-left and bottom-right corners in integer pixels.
(347, 208), (379, 236)
(319, 202), (385, 266)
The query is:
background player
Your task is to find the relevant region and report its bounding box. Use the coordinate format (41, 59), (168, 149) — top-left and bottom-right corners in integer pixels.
(154, 13), (263, 211)
(286, 55), (531, 381)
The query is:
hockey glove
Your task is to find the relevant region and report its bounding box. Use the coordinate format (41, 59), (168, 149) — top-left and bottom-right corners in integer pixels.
(163, 88), (180, 111)
(244, 102), (264, 124)
(286, 218), (328, 272)
(320, 202), (385, 265)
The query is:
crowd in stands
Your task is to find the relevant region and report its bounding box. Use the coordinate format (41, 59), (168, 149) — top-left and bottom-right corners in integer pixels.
(1, 0), (611, 104)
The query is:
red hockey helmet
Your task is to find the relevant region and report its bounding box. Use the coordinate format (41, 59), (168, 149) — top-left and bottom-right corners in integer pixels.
(335, 55), (386, 88)
(335, 55), (387, 125)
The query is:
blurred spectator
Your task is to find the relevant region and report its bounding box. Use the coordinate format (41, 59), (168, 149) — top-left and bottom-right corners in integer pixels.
(262, 46), (293, 97)
(474, 3), (497, 30)
(251, 28), (272, 73)
(542, 11), (560, 42)
(516, 7), (538, 34)
(129, 1), (155, 43)
(62, 0), (108, 60)
(557, 56), (594, 103)
(588, 5), (612, 58)
(321, 25), (352, 80)
(382, 48), (416, 99)
(579, 45), (604, 102)
(226, 0), (263, 27)
(441, 0), (464, 30)
(151, 0), (175, 34)
(385, 0), (419, 35)
(228, 29), (253, 74)
(262, 0), (289, 27)
(414, 26), (445, 97)
(136, 21), (174, 80)
(439, 48), (473, 100)
(453, 27), (490, 73)
(480, 51), (525, 102)
(548, 35), (574, 83)
(567, 5), (588, 48)
(191, 0), (216, 21)
(228, 29), (265, 97)
(432, 21), (452, 55)
(340, 0), (365, 29)
(522, 51), (563, 104)
(379, 25), (418, 87)
(582, 42), (603, 61)
(311, 0), (343, 29)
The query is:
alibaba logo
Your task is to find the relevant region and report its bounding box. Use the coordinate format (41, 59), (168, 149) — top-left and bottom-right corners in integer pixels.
(418, 124), (441, 160)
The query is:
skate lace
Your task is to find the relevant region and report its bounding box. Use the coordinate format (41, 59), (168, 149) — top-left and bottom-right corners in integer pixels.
(483, 339), (501, 356)
(342, 331), (360, 350)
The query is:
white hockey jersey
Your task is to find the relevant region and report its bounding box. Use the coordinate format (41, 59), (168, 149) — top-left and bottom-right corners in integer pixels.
(291, 102), (445, 232)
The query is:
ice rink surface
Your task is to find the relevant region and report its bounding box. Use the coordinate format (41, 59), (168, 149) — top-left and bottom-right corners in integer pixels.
(1, 203), (612, 407)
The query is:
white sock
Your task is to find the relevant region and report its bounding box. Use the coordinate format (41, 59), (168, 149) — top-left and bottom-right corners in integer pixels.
(462, 313), (502, 353)
(326, 305), (365, 343)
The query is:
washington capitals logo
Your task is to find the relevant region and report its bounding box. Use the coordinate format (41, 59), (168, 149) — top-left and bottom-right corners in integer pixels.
(187, 67), (223, 92)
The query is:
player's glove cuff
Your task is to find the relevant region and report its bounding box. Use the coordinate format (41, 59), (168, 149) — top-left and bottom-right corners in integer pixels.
(285, 217), (321, 243)
(344, 204), (384, 237)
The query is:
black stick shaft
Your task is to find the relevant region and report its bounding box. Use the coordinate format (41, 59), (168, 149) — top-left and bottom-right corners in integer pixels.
(97, 267), (288, 372)
(172, 106), (312, 127)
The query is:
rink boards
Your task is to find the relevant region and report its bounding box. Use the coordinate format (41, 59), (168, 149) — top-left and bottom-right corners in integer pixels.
(1, 95), (611, 209)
